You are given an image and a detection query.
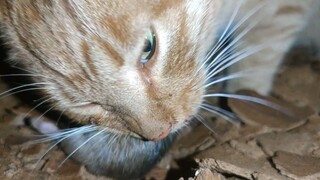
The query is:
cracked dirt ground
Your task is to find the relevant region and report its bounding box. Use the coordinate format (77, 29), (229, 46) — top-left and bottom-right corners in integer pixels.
(191, 47), (320, 180)
(0, 44), (319, 180)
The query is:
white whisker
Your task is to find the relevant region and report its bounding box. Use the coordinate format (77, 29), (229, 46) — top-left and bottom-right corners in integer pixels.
(193, 114), (218, 135)
(203, 93), (292, 115)
(57, 128), (106, 169)
(206, 19), (262, 73)
(202, 1), (265, 73)
(29, 126), (95, 143)
(0, 87), (48, 100)
(212, 1), (266, 55)
(0, 83), (49, 97)
(22, 97), (55, 119)
(201, 104), (241, 125)
(0, 74), (46, 78)
(31, 126), (96, 175)
(205, 67), (275, 88)
(199, 0), (243, 73)
(55, 108), (67, 126)
(35, 104), (57, 122)
(205, 71), (250, 88)
(11, 65), (53, 80)
(206, 45), (265, 81)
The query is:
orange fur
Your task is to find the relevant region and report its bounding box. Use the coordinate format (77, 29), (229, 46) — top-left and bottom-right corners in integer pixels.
(0, 0), (317, 140)
(0, 0), (219, 140)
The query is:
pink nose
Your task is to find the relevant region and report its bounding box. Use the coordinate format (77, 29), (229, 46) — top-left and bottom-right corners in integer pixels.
(152, 126), (172, 141)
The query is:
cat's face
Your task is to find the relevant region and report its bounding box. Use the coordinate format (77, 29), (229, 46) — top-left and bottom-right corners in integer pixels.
(1, 0), (221, 140)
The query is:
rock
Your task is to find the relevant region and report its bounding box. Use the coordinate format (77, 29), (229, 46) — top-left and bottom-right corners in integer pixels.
(196, 143), (288, 180)
(228, 90), (313, 131)
(195, 169), (226, 180)
(273, 151), (320, 179)
(257, 132), (319, 157)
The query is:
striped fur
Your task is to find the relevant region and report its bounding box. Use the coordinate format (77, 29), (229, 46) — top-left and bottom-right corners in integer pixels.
(0, 0), (220, 140)
(0, 0), (317, 141)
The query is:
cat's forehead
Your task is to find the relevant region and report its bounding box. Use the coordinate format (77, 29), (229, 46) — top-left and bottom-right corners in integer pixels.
(81, 0), (218, 55)
(85, 0), (214, 26)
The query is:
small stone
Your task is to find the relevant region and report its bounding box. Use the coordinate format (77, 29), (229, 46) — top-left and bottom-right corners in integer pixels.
(4, 168), (17, 178)
(8, 163), (17, 169)
(311, 148), (320, 157)
(171, 123), (216, 159)
(21, 144), (42, 155)
(195, 169), (226, 180)
(272, 151), (320, 179)
(23, 162), (38, 170)
(196, 144), (287, 179)
(257, 132), (316, 156)
(228, 90), (312, 131)
(56, 160), (81, 176)
(273, 54), (320, 111)
(4, 134), (31, 146)
(145, 167), (169, 180)
(229, 139), (266, 160)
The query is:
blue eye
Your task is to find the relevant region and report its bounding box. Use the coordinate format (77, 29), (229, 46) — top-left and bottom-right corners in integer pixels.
(140, 30), (156, 64)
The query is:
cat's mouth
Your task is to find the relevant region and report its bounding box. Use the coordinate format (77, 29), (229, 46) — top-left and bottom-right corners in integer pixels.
(153, 125), (173, 141)
(87, 115), (174, 141)
(68, 101), (194, 141)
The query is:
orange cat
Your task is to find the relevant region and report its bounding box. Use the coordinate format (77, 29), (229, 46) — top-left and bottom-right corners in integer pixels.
(0, 0), (318, 179)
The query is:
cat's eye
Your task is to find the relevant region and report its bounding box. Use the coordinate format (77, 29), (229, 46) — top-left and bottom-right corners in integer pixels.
(140, 29), (156, 64)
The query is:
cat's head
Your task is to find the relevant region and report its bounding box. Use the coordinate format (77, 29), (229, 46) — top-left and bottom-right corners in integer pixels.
(2, 0), (221, 140)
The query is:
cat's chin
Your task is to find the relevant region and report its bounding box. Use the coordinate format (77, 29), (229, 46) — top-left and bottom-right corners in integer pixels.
(59, 127), (176, 179)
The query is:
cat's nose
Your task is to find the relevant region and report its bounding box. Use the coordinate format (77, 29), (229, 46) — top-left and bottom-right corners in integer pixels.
(137, 121), (173, 141)
(152, 126), (172, 141)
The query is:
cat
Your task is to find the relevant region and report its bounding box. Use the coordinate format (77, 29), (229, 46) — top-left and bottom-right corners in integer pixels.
(0, 0), (318, 179)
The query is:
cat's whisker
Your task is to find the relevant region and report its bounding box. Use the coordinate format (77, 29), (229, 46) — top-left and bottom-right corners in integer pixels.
(171, 122), (187, 136)
(31, 126), (96, 175)
(200, 0), (244, 71)
(205, 66), (276, 89)
(20, 97), (55, 120)
(210, 1), (266, 57)
(206, 45), (265, 81)
(0, 87), (48, 101)
(0, 82), (49, 97)
(193, 114), (218, 135)
(29, 127), (89, 144)
(30, 104), (60, 134)
(206, 66), (279, 89)
(195, 20), (262, 85)
(55, 108), (67, 126)
(28, 125), (93, 140)
(203, 93), (292, 115)
(199, 1), (265, 74)
(215, 0), (243, 47)
(200, 104), (241, 126)
(29, 126), (96, 144)
(105, 130), (120, 147)
(57, 128), (106, 169)
(205, 18), (262, 73)
(0, 74), (47, 78)
(213, 1), (266, 55)
(11, 65), (54, 81)
(196, 6), (267, 90)
(205, 71), (250, 88)
(204, 48), (255, 84)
